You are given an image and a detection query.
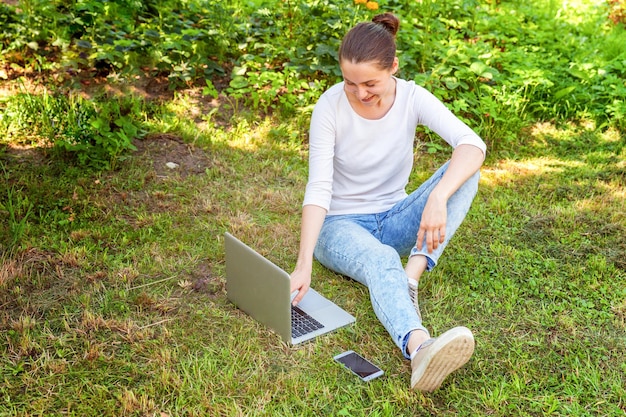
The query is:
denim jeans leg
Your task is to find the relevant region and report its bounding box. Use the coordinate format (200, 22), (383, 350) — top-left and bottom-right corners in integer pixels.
(314, 216), (429, 358)
(381, 162), (480, 268)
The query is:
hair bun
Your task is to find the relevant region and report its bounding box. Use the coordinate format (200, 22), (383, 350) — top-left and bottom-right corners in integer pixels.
(372, 13), (400, 37)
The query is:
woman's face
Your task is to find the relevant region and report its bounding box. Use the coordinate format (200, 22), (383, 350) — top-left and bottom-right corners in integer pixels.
(340, 58), (398, 107)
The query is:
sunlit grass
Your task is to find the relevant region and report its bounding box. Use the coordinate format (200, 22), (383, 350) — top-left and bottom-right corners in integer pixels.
(482, 157), (582, 187)
(2, 109), (625, 415)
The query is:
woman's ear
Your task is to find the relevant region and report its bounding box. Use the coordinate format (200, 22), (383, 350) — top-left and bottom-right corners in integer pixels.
(391, 57), (399, 74)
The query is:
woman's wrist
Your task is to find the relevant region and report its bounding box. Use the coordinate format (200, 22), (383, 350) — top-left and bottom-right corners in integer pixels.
(295, 258), (313, 273)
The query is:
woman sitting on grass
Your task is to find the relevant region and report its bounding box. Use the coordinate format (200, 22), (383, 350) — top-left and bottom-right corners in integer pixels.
(289, 12), (486, 392)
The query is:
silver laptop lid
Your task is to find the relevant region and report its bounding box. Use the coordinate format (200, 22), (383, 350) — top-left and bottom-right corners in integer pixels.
(225, 232), (292, 342)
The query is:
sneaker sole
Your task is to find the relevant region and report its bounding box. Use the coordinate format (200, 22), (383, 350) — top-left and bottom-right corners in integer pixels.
(410, 326), (475, 392)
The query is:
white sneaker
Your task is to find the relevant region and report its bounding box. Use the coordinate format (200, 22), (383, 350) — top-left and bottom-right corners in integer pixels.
(410, 326), (475, 392)
(407, 278), (422, 320)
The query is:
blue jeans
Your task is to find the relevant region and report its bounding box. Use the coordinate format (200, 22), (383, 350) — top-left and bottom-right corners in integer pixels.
(313, 162), (480, 358)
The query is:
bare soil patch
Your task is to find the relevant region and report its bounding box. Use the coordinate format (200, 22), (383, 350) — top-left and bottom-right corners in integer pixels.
(133, 133), (213, 178)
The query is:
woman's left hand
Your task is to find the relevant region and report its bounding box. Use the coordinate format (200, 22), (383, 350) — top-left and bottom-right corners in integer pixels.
(416, 192), (447, 253)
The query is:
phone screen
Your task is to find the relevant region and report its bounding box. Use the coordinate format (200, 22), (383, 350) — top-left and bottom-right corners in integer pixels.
(334, 351), (383, 380)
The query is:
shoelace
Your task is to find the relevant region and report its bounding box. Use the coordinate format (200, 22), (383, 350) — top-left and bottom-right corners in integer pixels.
(408, 279), (422, 321)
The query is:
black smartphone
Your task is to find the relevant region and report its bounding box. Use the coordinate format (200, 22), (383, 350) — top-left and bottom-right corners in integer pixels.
(334, 350), (384, 381)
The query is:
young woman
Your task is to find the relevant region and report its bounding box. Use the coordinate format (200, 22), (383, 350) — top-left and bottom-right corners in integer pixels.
(289, 13), (486, 392)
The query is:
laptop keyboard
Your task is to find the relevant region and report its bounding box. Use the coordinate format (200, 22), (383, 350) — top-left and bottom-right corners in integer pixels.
(291, 305), (324, 338)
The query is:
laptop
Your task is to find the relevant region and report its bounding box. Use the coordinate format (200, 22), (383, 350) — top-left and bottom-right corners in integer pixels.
(225, 232), (355, 345)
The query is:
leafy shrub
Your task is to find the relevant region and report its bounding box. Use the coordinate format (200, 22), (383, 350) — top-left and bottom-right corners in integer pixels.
(391, 0), (626, 135)
(0, 91), (144, 169)
(224, 0), (380, 113)
(0, 0), (239, 83)
(1, 0), (624, 158)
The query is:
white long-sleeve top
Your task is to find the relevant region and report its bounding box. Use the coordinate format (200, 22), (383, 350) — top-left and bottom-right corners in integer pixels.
(303, 77), (487, 216)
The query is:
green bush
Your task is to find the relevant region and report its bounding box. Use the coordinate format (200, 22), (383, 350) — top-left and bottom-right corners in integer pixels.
(0, 0), (240, 83)
(1, 0), (624, 163)
(0, 90), (144, 169)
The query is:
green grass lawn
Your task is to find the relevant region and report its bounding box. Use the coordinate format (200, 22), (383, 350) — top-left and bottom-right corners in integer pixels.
(1, 108), (624, 415)
(1, 0), (625, 414)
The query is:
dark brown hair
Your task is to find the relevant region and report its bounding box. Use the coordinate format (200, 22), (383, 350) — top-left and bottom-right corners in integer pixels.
(338, 13), (399, 70)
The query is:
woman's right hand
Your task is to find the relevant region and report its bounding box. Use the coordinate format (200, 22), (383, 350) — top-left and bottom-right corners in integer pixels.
(290, 266), (312, 306)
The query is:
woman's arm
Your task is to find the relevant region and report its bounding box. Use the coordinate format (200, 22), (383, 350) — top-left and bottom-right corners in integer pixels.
(290, 204), (328, 305)
(417, 144), (485, 253)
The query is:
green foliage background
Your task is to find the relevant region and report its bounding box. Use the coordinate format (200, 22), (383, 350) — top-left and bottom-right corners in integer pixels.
(1, 0), (625, 167)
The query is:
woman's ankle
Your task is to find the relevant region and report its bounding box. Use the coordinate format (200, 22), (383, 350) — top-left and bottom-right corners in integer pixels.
(406, 329), (430, 356)
(405, 254), (427, 281)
